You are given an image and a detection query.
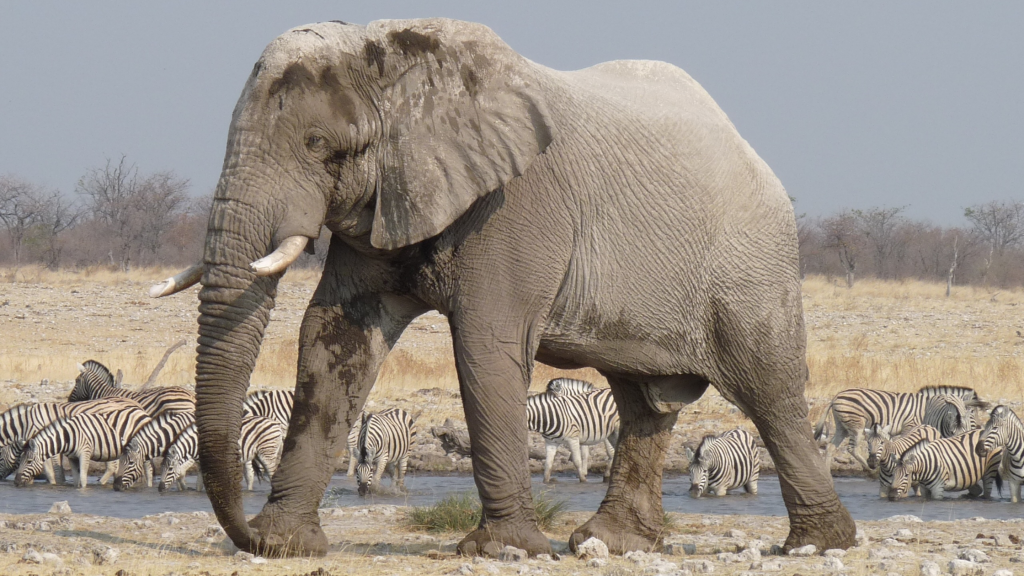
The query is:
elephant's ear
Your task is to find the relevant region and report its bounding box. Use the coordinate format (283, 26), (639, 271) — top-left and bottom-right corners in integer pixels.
(369, 20), (555, 250)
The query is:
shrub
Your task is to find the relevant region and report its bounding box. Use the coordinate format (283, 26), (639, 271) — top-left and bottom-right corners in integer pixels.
(408, 491), (568, 533)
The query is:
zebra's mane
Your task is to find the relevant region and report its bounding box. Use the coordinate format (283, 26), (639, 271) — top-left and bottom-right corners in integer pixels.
(917, 385), (978, 400)
(693, 434), (718, 460)
(900, 437), (931, 463)
(993, 405), (1023, 427)
(79, 360), (114, 386)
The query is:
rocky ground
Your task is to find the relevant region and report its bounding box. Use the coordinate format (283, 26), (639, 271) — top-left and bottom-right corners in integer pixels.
(1, 504), (1023, 575)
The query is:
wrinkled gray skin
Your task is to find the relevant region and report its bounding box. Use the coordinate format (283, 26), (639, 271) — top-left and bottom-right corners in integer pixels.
(182, 18), (855, 558)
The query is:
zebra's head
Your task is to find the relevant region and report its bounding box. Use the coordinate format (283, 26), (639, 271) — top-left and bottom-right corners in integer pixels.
(159, 445), (194, 493)
(13, 443), (44, 488)
(928, 394), (976, 437)
(976, 405), (1015, 459)
(865, 424), (892, 470)
(687, 436), (715, 498)
(70, 360), (114, 402)
(355, 461), (375, 496)
(0, 442), (24, 480)
(114, 445), (146, 491)
(887, 439), (929, 501)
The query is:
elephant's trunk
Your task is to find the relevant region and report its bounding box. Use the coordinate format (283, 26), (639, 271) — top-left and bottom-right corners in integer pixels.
(194, 208), (281, 552)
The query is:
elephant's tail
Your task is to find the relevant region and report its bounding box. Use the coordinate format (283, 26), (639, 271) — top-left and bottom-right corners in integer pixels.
(813, 402), (835, 443)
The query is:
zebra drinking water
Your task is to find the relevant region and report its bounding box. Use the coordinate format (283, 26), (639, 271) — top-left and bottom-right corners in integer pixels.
(814, 385), (983, 471)
(158, 415), (283, 492)
(14, 410), (146, 489)
(865, 423), (941, 498)
(888, 429), (1002, 501)
(346, 412), (364, 477)
(355, 408), (415, 496)
(976, 405), (1024, 502)
(685, 428), (760, 497)
(114, 411), (195, 490)
(527, 385), (619, 483)
(71, 360), (196, 417)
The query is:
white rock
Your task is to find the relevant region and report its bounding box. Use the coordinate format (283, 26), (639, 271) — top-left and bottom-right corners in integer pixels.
(744, 540), (765, 553)
(22, 548), (43, 564)
(725, 529), (746, 539)
(167, 516), (180, 525)
(992, 570), (1014, 576)
(869, 547), (893, 560)
(94, 547), (119, 565)
(716, 552), (740, 563)
(251, 556), (267, 565)
(788, 544), (816, 557)
(48, 501), (72, 515)
(822, 556), (844, 571)
(574, 537), (609, 560)
(896, 528), (914, 538)
(994, 534), (1014, 547)
(39, 552), (62, 566)
(737, 548), (761, 562)
(682, 559), (715, 573)
(959, 549), (991, 563)
(451, 564), (474, 576)
(758, 560), (782, 572)
(234, 551), (254, 562)
(535, 554), (552, 562)
(586, 558), (607, 568)
(919, 560), (941, 576)
(823, 548), (846, 558)
(498, 546), (528, 563)
(948, 559), (985, 576)
(885, 514), (923, 523)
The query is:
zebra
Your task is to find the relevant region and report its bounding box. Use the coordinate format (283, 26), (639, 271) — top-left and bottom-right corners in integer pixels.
(813, 386), (982, 471)
(865, 423), (941, 498)
(71, 360), (196, 417)
(976, 405), (1024, 502)
(114, 411), (195, 490)
(920, 394), (976, 438)
(0, 397), (148, 484)
(158, 415), (284, 492)
(546, 378), (595, 397)
(527, 387), (619, 483)
(242, 389), (294, 431)
(685, 428), (760, 497)
(888, 429), (1002, 501)
(14, 411), (142, 488)
(355, 408), (415, 496)
(346, 412), (364, 477)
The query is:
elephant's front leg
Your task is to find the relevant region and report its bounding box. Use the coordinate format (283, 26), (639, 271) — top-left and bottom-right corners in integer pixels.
(248, 294), (405, 557)
(452, 323), (552, 558)
(570, 376), (679, 554)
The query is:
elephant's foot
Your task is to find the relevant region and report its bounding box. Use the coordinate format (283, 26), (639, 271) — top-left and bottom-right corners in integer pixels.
(457, 520), (551, 558)
(569, 510), (659, 555)
(247, 512), (328, 558)
(783, 501), (856, 553)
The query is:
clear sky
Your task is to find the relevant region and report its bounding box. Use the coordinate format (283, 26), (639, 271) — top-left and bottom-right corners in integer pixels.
(1, 2), (1021, 225)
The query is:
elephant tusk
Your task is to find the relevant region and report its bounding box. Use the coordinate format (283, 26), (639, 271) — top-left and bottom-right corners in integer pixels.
(249, 235), (308, 276)
(148, 262), (205, 298)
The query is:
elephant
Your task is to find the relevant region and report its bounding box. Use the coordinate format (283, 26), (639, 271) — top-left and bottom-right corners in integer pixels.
(151, 18), (856, 558)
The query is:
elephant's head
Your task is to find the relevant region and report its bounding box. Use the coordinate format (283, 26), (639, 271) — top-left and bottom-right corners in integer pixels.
(151, 19), (554, 550)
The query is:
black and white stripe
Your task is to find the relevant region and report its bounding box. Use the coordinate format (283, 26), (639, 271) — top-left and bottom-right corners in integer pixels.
(14, 412), (134, 488)
(242, 389), (294, 431)
(114, 411), (195, 490)
(686, 429), (760, 497)
(0, 398), (149, 484)
(527, 386), (619, 483)
(888, 429), (1001, 500)
(355, 408), (415, 496)
(346, 412), (364, 477)
(866, 424), (941, 498)
(158, 415), (283, 492)
(813, 385), (982, 470)
(546, 378), (595, 397)
(71, 360), (196, 417)
(976, 405), (1024, 502)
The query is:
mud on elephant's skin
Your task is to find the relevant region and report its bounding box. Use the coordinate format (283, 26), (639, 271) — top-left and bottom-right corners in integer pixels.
(153, 17), (855, 557)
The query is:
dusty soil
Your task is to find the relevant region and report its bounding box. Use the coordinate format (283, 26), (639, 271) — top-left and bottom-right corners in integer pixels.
(1, 506), (1023, 575)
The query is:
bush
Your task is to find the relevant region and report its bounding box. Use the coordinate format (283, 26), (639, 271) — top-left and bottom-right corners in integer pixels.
(408, 491), (567, 533)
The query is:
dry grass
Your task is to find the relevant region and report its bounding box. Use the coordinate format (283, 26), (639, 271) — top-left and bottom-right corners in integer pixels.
(3, 266), (1023, 422)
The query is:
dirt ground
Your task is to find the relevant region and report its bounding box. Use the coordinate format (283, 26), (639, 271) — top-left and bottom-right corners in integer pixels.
(1, 506), (1023, 575)
(3, 271), (1024, 574)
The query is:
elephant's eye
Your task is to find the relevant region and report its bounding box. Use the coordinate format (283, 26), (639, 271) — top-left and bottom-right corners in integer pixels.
(305, 135), (326, 151)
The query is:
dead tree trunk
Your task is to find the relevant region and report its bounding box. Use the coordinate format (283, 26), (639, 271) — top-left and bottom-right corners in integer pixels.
(946, 235), (958, 297)
(141, 339), (187, 389)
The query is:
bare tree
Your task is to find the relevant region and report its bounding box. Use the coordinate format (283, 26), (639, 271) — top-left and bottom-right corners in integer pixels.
(854, 206), (908, 280)
(820, 210), (861, 287)
(0, 176), (75, 266)
(76, 156), (189, 270)
(964, 200), (1024, 256)
(28, 188), (81, 269)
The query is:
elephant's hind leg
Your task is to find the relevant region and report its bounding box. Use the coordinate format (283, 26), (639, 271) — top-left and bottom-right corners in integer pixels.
(569, 375), (679, 555)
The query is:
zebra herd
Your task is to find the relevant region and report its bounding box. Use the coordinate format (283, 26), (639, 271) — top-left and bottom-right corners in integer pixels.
(814, 384), (1024, 501)
(0, 361), (287, 491)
